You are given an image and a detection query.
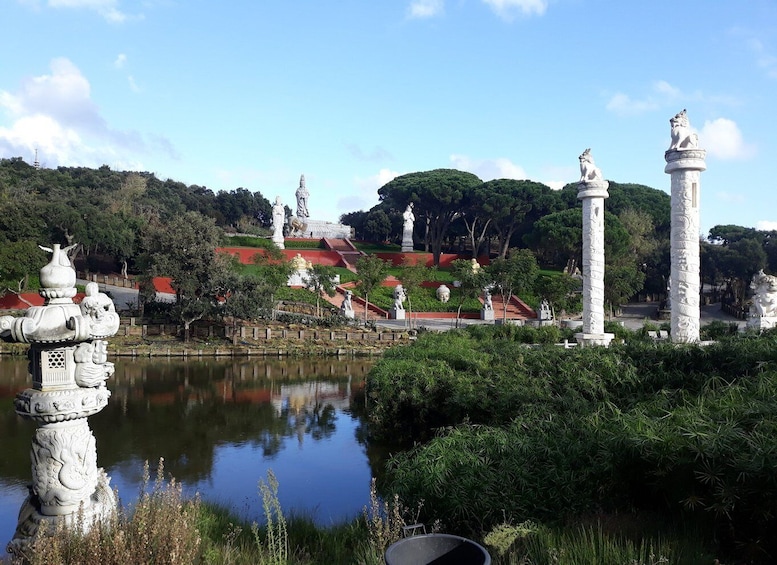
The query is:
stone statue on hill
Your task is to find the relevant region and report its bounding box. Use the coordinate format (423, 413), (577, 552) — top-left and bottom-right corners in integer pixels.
(296, 175), (310, 220)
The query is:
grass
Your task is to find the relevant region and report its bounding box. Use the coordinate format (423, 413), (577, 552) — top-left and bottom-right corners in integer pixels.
(11, 462), (717, 565)
(349, 242), (400, 254)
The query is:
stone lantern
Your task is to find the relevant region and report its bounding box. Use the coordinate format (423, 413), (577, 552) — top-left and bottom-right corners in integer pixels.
(3, 244), (120, 554)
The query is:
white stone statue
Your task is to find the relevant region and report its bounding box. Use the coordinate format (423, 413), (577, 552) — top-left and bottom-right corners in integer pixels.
(296, 174), (310, 220)
(393, 285), (406, 311)
(271, 196), (285, 249)
(401, 203), (415, 252)
(668, 109), (699, 151)
(539, 298), (552, 321)
(483, 288), (493, 310)
(750, 270), (777, 318)
(436, 284), (451, 303)
(470, 259), (481, 274)
(578, 148), (603, 182)
(340, 290), (354, 318)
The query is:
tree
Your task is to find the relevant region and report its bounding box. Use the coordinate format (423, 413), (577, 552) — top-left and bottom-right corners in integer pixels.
(0, 241), (47, 296)
(535, 272), (580, 319)
(397, 259), (430, 329)
(481, 180), (556, 259)
(604, 264), (646, 317)
(140, 211), (225, 341)
(378, 169), (481, 265)
(304, 264), (338, 317)
(251, 248), (294, 319)
(339, 211), (368, 240)
(450, 259), (488, 328)
(524, 209), (584, 268)
(458, 184), (493, 258)
(355, 255), (389, 322)
(363, 209), (392, 242)
(487, 249), (539, 323)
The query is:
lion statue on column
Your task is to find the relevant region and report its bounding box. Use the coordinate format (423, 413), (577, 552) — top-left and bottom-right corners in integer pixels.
(578, 148), (603, 182)
(668, 109), (699, 150)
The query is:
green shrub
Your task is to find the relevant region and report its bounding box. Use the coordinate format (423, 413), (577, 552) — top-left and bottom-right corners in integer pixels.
(283, 239), (325, 249)
(224, 235), (276, 249)
(370, 332), (777, 560)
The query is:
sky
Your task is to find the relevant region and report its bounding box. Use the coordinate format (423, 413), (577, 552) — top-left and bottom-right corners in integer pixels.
(1, 0), (776, 235)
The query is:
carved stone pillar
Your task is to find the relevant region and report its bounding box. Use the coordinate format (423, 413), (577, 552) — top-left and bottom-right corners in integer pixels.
(3, 244), (120, 555)
(665, 146), (706, 343)
(575, 179), (615, 347)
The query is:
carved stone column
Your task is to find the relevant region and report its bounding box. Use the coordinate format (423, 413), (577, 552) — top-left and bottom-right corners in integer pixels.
(665, 116), (706, 343)
(3, 244), (120, 555)
(575, 179), (614, 347)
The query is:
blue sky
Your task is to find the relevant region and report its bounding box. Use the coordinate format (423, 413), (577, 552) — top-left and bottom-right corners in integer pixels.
(1, 0), (775, 235)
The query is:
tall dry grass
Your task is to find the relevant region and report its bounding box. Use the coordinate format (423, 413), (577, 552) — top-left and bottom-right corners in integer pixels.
(11, 459), (201, 565)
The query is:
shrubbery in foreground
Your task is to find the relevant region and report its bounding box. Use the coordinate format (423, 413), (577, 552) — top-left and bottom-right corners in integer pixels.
(367, 326), (777, 562)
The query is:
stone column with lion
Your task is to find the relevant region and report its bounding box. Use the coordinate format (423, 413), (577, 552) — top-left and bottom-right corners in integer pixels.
(665, 109), (706, 343)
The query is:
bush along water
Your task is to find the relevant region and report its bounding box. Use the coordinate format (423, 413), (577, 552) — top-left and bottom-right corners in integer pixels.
(366, 326), (777, 562)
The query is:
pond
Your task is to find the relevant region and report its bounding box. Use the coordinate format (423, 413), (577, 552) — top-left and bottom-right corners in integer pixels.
(0, 357), (384, 550)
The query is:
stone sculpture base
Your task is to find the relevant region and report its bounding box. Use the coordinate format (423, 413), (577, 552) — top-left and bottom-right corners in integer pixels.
(7, 470), (116, 556)
(391, 308), (406, 320)
(287, 270), (309, 287)
(342, 310), (355, 319)
(272, 234), (285, 250)
(575, 332), (615, 348)
(294, 219), (351, 239)
(747, 316), (777, 332)
(481, 309), (494, 321)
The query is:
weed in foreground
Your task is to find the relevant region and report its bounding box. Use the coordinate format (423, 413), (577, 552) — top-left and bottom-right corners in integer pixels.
(11, 458), (201, 565)
(250, 469), (289, 565)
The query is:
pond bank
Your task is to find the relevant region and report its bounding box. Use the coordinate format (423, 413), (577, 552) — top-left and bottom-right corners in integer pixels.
(0, 322), (410, 357)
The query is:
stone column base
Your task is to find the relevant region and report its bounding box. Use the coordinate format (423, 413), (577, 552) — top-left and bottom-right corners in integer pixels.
(575, 332), (615, 347)
(391, 309), (406, 320)
(481, 309), (494, 321)
(7, 469), (117, 556)
(747, 316), (777, 331)
(342, 310), (355, 319)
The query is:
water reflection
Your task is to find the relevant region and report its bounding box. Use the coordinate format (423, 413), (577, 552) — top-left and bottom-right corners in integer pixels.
(0, 357), (377, 549)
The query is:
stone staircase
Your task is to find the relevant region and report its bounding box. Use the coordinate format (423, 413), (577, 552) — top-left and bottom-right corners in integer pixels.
(323, 238), (364, 271)
(485, 294), (536, 320)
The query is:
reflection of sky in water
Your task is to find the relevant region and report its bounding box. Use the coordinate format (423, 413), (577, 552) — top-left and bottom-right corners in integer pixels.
(1, 409), (371, 549)
(1, 479), (29, 555)
(103, 413), (370, 527)
(0, 359), (376, 550)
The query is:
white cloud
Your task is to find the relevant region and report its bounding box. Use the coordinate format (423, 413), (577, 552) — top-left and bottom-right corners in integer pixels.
(449, 154), (527, 181)
(346, 143), (393, 162)
(482, 0), (547, 20)
(407, 0), (444, 19)
(757, 221), (777, 231)
(128, 75), (140, 93)
(750, 38), (777, 79)
(0, 57), (172, 168)
(700, 118), (755, 160)
(114, 53), (127, 69)
(605, 80), (683, 116)
(48, 0), (130, 23)
(544, 180), (566, 190)
(356, 168), (401, 192)
(606, 93), (658, 116)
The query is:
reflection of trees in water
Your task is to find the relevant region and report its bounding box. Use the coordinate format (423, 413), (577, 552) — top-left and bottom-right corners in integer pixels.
(0, 358), (375, 485)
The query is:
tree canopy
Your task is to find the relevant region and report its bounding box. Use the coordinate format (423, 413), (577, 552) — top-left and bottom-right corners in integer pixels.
(378, 169), (482, 265)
